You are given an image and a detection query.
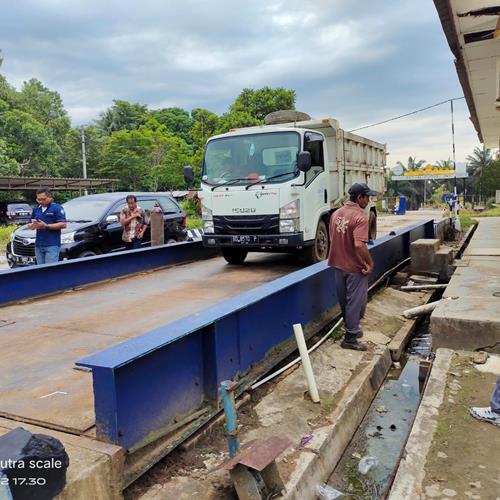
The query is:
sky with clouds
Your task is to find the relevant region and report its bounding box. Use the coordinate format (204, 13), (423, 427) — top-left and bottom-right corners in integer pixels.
(0, 0), (482, 168)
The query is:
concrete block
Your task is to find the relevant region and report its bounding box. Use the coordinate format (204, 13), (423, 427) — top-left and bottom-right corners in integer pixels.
(431, 297), (500, 353)
(435, 247), (455, 280)
(410, 239), (441, 274)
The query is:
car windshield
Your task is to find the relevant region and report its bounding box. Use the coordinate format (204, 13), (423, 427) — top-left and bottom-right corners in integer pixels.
(202, 132), (300, 185)
(8, 204), (31, 211)
(63, 199), (112, 222)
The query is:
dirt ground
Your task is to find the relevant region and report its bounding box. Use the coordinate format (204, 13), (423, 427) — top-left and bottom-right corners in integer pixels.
(421, 354), (500, 499)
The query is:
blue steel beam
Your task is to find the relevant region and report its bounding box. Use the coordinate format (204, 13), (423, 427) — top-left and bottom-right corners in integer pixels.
(77, 220), (434, 451)
(0, 241), (218, 306)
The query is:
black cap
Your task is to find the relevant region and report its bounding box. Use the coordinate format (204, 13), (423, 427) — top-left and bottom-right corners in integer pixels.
(348, 182), (379, 197)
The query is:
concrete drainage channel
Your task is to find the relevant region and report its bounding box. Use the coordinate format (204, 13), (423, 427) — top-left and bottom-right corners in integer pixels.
(326, 313), (435, 499)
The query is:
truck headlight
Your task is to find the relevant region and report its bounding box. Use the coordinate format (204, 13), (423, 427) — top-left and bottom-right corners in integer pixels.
(202, 205), (213, 221)
(279, 219), (300, 233)
(280, 199), (300, 219)
(61, 231), (75, 244)
(279, 200), (300, 233)
(203, 220), (215, 234)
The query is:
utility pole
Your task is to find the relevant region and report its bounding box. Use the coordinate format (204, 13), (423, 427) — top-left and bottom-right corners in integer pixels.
(81, 126), (88, 196)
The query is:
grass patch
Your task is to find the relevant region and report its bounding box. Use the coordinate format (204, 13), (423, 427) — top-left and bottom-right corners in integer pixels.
(0, 225), (16, 248)
(186, 217), (203, 230)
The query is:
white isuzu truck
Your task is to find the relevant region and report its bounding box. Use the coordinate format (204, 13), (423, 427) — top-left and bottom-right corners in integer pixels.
(187, 112), (386, 265)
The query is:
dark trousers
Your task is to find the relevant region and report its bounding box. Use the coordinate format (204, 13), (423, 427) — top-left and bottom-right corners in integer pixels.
(492, 375), (500, 413)
(125, 238), (142, 250)
(334, 268), (368, 343)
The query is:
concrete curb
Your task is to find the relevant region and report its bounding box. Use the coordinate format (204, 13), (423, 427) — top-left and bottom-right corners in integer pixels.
(283, 349), (393, 500)
(387, 348), (454, 500)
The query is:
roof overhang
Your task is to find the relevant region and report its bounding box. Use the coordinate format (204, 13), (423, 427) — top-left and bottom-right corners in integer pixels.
(434, 0), (500, 148)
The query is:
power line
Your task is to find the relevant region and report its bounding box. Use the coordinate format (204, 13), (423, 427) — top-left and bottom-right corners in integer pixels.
(348, 97), (465, 133)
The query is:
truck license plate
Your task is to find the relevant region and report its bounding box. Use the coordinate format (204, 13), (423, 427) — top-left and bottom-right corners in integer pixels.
(232, 235), (258, 244)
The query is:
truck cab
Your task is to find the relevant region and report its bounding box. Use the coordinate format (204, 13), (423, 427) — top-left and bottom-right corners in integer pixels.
(198, 116), (386, 264)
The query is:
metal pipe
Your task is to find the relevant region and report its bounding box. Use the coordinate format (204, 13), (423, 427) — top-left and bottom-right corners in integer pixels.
(293, 323), (320, 403)
(220, 380), (240, 457)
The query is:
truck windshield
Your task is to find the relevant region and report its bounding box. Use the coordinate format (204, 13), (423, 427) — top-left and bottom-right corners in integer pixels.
(203, 132), (300, 185)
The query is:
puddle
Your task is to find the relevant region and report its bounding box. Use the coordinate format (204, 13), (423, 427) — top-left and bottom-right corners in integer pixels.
(327, 320), (433, 499)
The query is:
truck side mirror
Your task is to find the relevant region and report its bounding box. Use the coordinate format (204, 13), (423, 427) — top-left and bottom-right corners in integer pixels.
(183, 165), (195, 188)
(297, 151), (312, 172)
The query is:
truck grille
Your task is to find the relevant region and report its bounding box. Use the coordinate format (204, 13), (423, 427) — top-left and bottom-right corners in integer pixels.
(13, 236), (36, 257)
(213, 214), (279, 235)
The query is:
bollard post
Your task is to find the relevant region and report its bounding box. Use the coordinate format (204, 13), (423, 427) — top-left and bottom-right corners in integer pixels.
(221, 380), (240, 458)
(293, 323), (320, 403)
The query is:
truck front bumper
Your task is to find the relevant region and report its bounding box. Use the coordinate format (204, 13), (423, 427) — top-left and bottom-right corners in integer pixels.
(202, 233), (305, 248)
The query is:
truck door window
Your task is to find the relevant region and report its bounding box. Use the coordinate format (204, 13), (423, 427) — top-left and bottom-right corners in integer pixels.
(304, 132), (324, 185)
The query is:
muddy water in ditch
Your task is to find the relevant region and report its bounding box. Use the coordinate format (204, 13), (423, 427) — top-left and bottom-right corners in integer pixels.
(326, 321), (433, 499)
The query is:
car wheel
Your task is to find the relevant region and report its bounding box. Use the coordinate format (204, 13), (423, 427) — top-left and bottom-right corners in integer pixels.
(78, 250), (97, 258)
(166, 238), (177, 245)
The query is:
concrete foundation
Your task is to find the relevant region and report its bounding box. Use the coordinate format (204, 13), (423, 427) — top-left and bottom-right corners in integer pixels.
(432, 218), (500, 353)
(410, 238), (454, 279)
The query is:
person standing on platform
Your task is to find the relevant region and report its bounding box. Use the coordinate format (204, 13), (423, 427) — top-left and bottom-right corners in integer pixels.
(327, 183), (378, 351)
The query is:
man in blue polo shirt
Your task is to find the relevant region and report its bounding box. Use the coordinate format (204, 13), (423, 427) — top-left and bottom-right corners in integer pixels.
(28, 188), (67, 264)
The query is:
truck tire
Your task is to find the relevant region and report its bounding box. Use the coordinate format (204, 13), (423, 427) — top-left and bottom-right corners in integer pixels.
(303, 220), (329, 265)
(222, 247), (248, 264)
(369, 211), (377, 240)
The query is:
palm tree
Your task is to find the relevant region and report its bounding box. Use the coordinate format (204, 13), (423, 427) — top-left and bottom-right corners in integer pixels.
(466, 147), (493, 201)
(466, 147), (492, 179)
(396, 156), (426, 171)
(436, 159), (453, 169)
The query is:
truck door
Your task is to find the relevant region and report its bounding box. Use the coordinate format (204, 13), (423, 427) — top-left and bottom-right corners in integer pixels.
(303, 132), (327, 241)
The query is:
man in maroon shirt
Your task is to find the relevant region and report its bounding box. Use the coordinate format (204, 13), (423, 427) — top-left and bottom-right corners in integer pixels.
(328, 183), (378, 351)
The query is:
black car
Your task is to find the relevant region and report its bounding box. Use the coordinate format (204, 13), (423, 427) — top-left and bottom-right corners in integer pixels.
(6, 192), (187, 267)
(0, 201), (33, 225)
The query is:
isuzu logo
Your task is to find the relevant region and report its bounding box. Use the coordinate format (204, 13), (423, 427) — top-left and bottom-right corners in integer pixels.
(232, 208), (256, 214)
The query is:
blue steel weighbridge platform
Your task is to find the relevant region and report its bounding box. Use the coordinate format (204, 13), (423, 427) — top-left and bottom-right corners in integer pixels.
(0, 219), (436, 483)
(73, 220), (435, 454)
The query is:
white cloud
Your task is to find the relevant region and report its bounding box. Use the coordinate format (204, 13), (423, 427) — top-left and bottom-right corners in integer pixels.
(0, 0), (485, 163)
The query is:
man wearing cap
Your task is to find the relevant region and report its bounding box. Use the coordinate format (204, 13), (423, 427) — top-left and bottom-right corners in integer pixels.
(327, 183), (378, 351)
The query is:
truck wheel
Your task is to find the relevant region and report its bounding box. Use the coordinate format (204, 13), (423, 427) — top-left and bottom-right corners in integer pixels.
(222, 247), (248, 264)
(303, 220), (329, 265)
(369, 211), (377, 240)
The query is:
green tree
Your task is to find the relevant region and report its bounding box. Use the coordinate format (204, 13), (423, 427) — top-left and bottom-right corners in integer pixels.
(99, 121), (190, 191)
(216, 111), (260, 134)
(97, 100), (149, 135)
(150, 107), (194, 145)
(0, 108), (62, 176)
(396, 156), (426, 171)
(0, 137), (19, 175)
(466, 146), (493, 180)
(191, 108), (219, 149)
(61, 125), (104, 178)
(480, 159), (500, 199)
(19, 79), (71, 144)
(230, 86), (296, 121)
